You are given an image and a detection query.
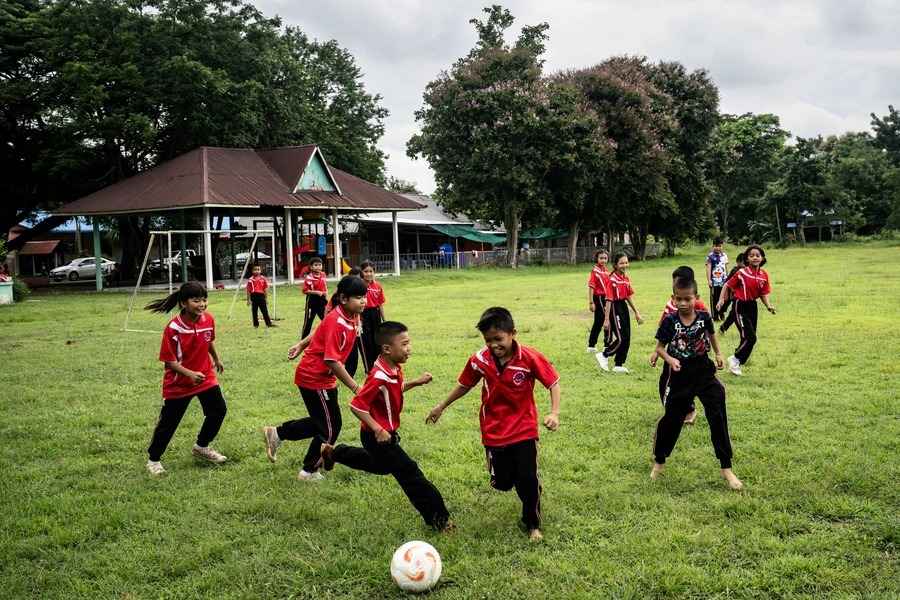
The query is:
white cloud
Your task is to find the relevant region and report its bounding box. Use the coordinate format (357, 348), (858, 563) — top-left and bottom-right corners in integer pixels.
(254, 0), (900, 193)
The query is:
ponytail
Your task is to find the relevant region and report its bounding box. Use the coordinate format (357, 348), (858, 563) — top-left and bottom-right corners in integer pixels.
(145, 281), (208, 313)
(329, 275), (368, 309)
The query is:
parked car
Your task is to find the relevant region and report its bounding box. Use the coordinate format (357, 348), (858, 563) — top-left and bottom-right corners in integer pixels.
(235, 251), (271, 267)
(50, 257), (116, 282)
(149, 249), (199, 271)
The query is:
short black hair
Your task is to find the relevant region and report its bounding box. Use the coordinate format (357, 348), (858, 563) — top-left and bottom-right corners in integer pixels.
(713, 237), (724, 246)
(376, 321), (408, 347)
(476, 306), (515, 333)
(672, 265), (694, 280)
(309, 256), (323, 266)
(673, 277), (698, 295)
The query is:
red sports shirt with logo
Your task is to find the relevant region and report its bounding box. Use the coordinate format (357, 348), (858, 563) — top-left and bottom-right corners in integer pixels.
(606, 272), (635, 301)
(587, 266), (610, 297)
(658, 298), (708, 325)
(302, 271), (328, 295)
(246, 274), (268, 294)
(349, 357), (403, 432)
(457, 343), (560, 447)
(725, 266), (771, 301)
(294, 304), (359, 389)
(158, 312), (218, 399)
(365, 280), (386, 308)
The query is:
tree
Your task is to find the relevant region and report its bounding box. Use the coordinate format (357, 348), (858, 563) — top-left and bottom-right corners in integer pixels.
(385, 177), (421, 194)
(871, 105), (900, 165)
(408, 5), (551, 267)
(706, 113), (789, 240)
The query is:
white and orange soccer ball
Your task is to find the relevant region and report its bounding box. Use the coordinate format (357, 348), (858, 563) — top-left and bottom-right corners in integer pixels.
(390, 541), (442, 593)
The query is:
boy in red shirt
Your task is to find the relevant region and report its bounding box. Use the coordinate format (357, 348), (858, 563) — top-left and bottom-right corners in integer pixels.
(320, 322), (452, 531)
(426, 307), (561, 542)
(301, 257), (328, 338)
(245, 263), (275, 328)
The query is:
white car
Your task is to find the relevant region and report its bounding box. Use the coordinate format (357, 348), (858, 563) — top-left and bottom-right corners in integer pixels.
(235, 251), (271, 265)
(50, 257), (116, 282)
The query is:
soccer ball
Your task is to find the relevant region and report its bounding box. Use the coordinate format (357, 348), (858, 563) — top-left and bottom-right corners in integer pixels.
(390, 540), (442, 593)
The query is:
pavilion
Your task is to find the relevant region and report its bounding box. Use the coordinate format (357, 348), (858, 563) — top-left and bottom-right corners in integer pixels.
(54, 145), (423, 290)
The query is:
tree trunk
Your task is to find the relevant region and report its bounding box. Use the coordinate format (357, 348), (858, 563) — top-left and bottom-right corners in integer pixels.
(607, 225), (614, 255)
(505, 205), (520, 269)
(567, 220), (580, 264)
(721, 201), (730, 241)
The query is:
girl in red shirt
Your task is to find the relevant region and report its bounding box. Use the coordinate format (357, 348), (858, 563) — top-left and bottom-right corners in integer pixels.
(586, 250), (611, 353)
(263, 275), (368, 481)
(597, 253), (644, 373)
(716, 244), (776, 376)
(144, 282), (227, 477)
(358, 260), (387, 373)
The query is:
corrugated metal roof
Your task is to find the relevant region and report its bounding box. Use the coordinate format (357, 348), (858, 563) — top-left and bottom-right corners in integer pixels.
(19, 240), (61, 255)
(55, 146), (423, 216)
(355, 194), (474, 225)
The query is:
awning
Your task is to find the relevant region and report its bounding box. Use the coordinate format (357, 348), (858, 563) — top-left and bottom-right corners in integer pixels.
(19, 240), (61, 255)
(429, 224), (506, 245)
(520, 228), (567, 240)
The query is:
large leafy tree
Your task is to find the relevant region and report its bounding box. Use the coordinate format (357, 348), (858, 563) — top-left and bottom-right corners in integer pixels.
(407, 5), (551, 267)
(2, 0), (388, 277)
(871, 105), (900, 165)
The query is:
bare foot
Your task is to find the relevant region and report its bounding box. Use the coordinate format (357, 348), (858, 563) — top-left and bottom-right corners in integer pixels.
(650, 462), (665, 480)
(721, 468), (743, 490)
(683, 410), (697, 425)
(528, 528), (544, 543)
(438, 520), (457, 533)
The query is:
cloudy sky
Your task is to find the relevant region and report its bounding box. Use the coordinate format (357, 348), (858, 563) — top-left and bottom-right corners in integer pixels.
(258, 0), (900, 193)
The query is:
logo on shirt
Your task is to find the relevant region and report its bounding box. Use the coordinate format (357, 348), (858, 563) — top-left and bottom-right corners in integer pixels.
(512, 371), (526, 386)
(203, 331), (212, 342)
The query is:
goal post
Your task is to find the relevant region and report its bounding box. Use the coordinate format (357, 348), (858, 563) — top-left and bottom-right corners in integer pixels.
(123, 229), (278, 333)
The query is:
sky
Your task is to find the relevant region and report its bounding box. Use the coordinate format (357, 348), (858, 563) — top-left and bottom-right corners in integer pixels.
(257, 0), (900, 193)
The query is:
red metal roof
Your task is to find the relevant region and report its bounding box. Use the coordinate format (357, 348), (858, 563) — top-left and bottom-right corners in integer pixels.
(19, 240), (61, 255)
(55, 146), (423, 216)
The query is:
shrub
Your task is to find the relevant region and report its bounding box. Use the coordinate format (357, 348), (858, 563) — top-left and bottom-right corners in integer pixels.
(12, 277), (30, 302)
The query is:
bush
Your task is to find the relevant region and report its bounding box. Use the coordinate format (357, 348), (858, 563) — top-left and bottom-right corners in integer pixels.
(12, 277), (30, 302)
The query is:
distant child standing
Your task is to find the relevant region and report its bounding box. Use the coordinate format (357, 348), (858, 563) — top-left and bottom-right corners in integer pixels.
(427, 307), (560, 542)
(716, 245), (776, 376)
(651, 277), (743, 490)
(301, 257), (328, 338)
(596, 253), (643, 373)
(359, 260), (386, 372)
(586, 250), (611, 353)
(705, 239), (729, 321)
(145, 282), (227, 476)
(263, 275), (368, 481)
(246, 264), (276, 328)
(321, 321), (453, 531)
(718, 253), (744, 335)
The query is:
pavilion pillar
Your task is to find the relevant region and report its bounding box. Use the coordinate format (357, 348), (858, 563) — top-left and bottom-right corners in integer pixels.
(331, 209), (341, 278)
(180, 210), (188, 283)
(203, 206), (213, 289)
(392, 211), (400, 276)
(285, 207), (294, 285)
(93, 217), (103, 291)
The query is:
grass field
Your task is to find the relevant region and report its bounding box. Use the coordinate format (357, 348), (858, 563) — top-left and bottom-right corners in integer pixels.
(2, 241), (899, 599)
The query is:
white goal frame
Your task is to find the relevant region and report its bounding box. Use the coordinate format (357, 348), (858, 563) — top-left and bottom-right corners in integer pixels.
(123, 229), (278, 332)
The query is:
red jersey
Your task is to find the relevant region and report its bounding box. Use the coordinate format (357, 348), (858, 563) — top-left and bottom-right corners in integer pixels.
(457, 343), (560, 447)
(587, 265), (610, 297)
(302, 271), (327, 295)
(365, 280), (386, 309)
(158, 312), (218, 400)
(349, 356), (403, 432)
(725, 266), (771, 301)
(658, 298), (708, 325)
(294, 304), (359, 389)
(246, 274), (268, 294)
(607, 272), (634, 301)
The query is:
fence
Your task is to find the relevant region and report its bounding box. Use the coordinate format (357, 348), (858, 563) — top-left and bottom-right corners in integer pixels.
(366, 243), (661, 272)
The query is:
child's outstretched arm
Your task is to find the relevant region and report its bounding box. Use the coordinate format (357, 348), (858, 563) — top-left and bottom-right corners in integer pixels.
(208, 341), (224, 373)
(324, 359), (361, 394)
(716, 286), (731, 312)
(543, 382), (561, 431)
(402, 372), (432, 393)
(287, 334), (313, 360)
(426, 384), (470, 424)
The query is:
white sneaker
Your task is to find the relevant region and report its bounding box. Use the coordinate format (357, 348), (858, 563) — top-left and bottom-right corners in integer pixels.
(146, 460), (166, 477)
(728, 355), (742, 376)
(263, 426), (281, 462)
(595, 352), (610, 371)
(586, 347), (597, 353)
(192, 444), (227, 464)
(297, 469), (325, 482)
(612, 366), (630, 374)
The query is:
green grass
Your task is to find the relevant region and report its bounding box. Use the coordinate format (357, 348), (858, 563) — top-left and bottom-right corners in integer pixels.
(2, 241), (898, 599)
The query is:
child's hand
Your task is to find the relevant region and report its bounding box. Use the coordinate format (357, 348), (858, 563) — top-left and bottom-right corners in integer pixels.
(543, 413), (560, 431)
(603, 319), (610, 332)
(375, 428), (392, 443)
(668, 357), (682, 372)
(589, 302), (595, 313)
(417, 373), (433, 386)
(214, 360), (224, 374)
(649, 351), (658, 367)
(635, 311), (643, 325)
(287, 342), (303, 360)
(768, 306), (777, 315)
(715, 353), (724, 369)
(716, 301), (725, 312)
(246, 299), (250, 306)
(425, 405), (444, 425)
(189, 370), (206, 384)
